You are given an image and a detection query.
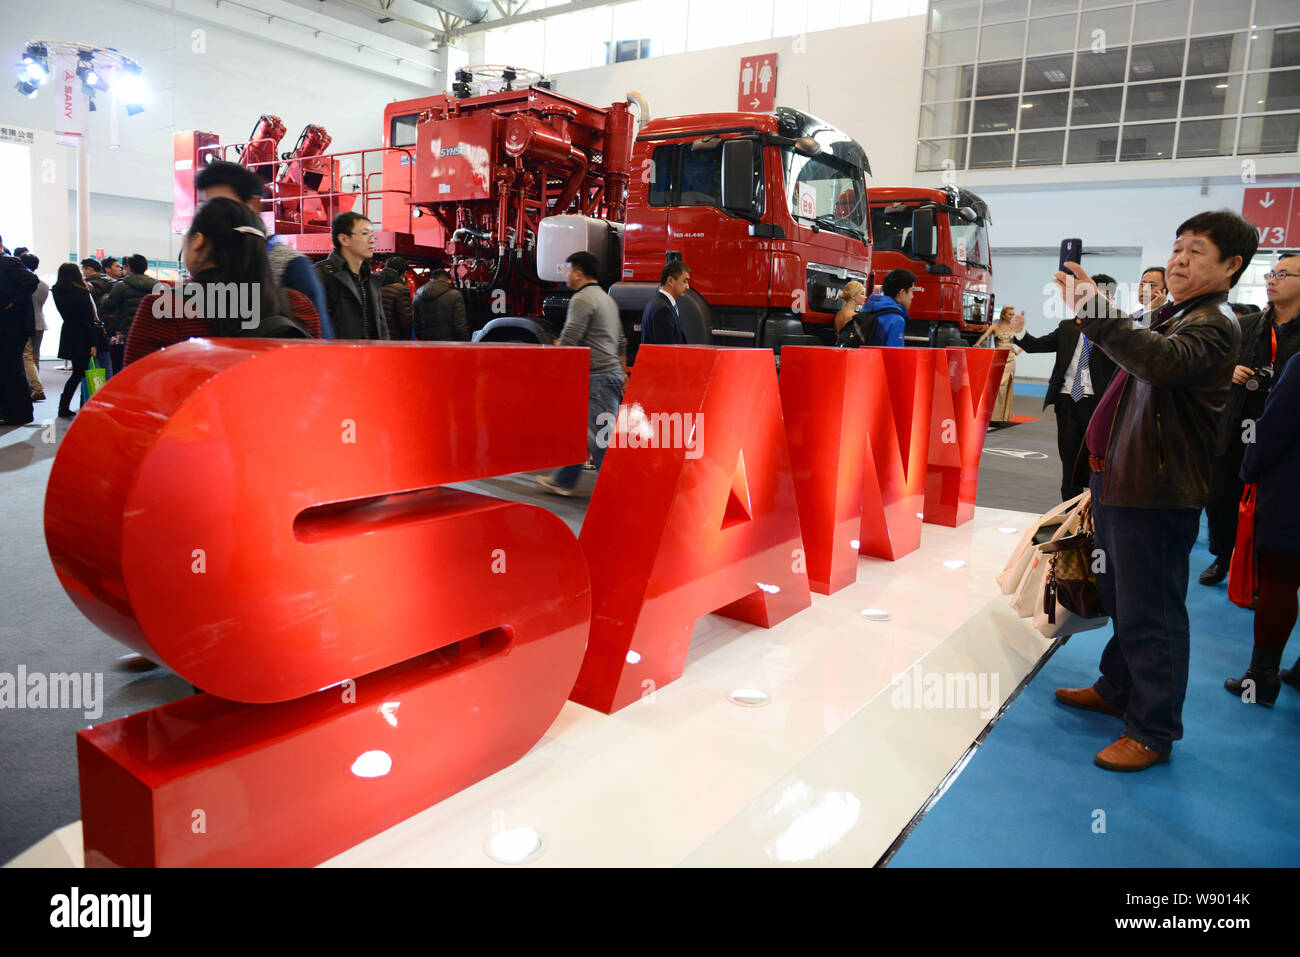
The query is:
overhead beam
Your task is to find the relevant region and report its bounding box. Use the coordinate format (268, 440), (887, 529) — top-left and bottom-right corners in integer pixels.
(451, 0), (638, 38)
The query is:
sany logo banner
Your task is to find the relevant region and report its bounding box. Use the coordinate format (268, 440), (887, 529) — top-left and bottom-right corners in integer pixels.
(52, 54), (86, 148)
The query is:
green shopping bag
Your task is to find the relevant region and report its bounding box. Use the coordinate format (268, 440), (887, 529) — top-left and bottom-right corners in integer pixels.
(84, 357), (107, 399)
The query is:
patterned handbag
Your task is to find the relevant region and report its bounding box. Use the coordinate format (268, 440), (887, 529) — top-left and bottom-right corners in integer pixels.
(1040, 500), (1103, 624)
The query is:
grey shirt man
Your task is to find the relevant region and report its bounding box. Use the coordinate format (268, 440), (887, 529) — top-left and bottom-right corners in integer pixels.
(560, 281), (625, 374)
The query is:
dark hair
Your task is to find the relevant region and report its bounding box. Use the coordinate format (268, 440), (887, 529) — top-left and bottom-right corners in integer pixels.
(185, 196), (289, 329)
(882, 268), (917, 299)
(102, 256), (119, 270)
(12, 247), (28, 259)
(126, 254), (149, 275)
(331, 212), (371, 252)
(195, 160), (265, 202)
(431, 269), (452, 282)
(80, 258), (103, 272)
(385, 256), (408, 275)
(1140, 266), (1166, 282)
(1174, 209), (1258, 288)
(566, 251), (600, 281)
(53, 262), (87, 290)
(1092, 273), (1117, 289)
(19, 253), (38, 270)
(660, 261), (690, 286)
(1229, 302), (1259, 318)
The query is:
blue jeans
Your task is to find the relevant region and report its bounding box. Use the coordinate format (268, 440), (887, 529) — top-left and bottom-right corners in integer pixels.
(1089, 470), (1201, 754)
(553, 369), (625, 489)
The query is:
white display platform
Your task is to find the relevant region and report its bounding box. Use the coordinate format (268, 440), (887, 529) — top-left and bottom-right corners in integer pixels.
(8, 506), (1051, 868)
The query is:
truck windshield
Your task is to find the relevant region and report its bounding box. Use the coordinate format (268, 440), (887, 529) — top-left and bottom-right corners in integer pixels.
(869, 205), (937, 259)
(949, 212), (990, 271)
(783, 148), (866, 239)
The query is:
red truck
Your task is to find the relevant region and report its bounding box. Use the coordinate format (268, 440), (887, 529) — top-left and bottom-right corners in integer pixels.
(173, 87), (986, 353)
(867, 186), (994, 347)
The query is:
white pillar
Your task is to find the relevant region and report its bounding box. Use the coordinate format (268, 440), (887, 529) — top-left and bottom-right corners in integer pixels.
(77, 127), (90, 259)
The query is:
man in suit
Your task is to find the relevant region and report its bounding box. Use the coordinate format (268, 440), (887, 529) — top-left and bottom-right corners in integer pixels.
(640, 261), (690, 345)
(1011, 273), (1119, 501)
(1132, 266), (1167, 328)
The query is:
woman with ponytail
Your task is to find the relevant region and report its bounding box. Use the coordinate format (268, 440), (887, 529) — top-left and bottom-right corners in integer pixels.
(125, 197), (321, 366)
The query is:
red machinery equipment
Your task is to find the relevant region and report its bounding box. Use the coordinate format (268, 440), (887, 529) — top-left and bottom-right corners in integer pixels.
(173, 83), (636, 325)
(237, 114), (286, 186)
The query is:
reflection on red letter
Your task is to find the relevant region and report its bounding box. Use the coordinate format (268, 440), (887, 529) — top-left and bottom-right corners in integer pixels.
(779, 346), (868, 594)
(859, 348), (937, 561)
(571, 346), (811, 715)
(51, 341), (592, 866)
(924, 347), (1007, 527)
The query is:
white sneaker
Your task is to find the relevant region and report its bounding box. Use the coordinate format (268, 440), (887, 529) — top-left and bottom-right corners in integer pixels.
(537, 475), (574, 497)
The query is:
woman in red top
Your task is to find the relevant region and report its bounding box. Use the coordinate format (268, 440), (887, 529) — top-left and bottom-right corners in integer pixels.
(125, 197), (320, 366)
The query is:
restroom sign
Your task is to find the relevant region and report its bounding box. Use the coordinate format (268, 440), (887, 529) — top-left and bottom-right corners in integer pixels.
(739, 54), (778, 112)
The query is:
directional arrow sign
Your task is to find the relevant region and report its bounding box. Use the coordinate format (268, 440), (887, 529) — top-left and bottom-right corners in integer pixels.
(1243, 187), (1292, 246)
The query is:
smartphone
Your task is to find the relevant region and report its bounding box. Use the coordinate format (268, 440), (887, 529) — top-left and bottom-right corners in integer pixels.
(1059, 238), (1083, 273)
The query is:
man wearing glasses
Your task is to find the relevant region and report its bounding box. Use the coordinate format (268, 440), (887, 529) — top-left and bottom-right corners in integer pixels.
(1199, 255), (1300, 587)
(316, 213), (390, 340)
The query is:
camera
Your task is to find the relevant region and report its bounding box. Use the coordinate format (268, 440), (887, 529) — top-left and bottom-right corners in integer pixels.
(1245, 363), (1275, 392)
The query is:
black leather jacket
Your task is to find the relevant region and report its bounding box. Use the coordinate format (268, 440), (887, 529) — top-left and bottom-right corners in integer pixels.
(1081, 290), (1240, 509)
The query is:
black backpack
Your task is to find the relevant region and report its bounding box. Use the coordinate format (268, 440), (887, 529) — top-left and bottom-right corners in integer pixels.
(836, 311), (878, 349)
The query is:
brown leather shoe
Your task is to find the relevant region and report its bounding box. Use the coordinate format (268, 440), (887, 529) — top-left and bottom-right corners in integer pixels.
(1094, 735), (1169, 772)
(1054, 685), (1124, 718)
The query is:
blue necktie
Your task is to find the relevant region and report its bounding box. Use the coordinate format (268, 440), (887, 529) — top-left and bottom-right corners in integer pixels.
(1071, 334), (1092, 401)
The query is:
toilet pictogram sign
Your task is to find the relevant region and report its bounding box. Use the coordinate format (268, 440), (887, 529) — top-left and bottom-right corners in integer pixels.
(738, 54), (778, 112)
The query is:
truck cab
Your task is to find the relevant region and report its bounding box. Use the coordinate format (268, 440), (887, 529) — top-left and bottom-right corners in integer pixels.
(867, 186), (993, 347)
(612, 107), (872, 361)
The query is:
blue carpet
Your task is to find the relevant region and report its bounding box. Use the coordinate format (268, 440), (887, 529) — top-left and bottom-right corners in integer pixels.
(891, 515), (1300, 867)
(1016, 381), (1048, 398)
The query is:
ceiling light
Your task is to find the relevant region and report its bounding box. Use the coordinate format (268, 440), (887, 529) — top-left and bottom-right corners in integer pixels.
(1021, 103), (1034, 109)
(15, 79), (39, 97)
(1214, 82), (1229, 89)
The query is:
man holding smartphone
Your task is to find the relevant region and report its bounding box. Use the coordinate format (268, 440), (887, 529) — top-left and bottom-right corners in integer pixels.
(1052, 210), (1255, 772)
(1010, 244), (1118, 500)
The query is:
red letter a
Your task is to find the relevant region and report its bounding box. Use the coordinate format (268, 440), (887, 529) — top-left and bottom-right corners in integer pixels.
(570, 346), (811, 715)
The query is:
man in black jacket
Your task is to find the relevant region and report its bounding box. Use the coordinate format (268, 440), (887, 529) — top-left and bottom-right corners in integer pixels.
(0, 236), (39, 425)
(641, 261), (689, 345)
(1053, 210), (1255, 772)
(100, 254), (156, 374)
(315, 212), (389, 340)
(1010, 273), (1119, 500)
(413, 269), (468, 341)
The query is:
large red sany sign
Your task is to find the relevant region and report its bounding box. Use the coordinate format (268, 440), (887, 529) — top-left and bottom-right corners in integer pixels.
(46, 340), (1002, 866)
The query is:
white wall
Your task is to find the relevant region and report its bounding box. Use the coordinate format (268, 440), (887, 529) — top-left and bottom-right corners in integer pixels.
(3, 0), (436, 272)
(551, 16), (927, 189)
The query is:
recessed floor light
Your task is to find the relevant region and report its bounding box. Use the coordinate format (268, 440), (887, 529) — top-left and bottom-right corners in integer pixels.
(860, 608), (890, 621)
(943, 559), (967, 569)
(997, 527), (1018, 534)
(728, 688), (769, 707)
(485, 826), (544, 864)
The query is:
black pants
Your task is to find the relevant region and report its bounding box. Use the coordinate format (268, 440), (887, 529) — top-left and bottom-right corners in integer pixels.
(1053, 393), (1096, 501)
(0, 321), (33, 425)
(1090, 470), (1201, 754)
(59, 356), (89, 413)
(110, 341), (125, 379)
(1205, 432), (1248, 559)
(1255, 550), (1300, 658)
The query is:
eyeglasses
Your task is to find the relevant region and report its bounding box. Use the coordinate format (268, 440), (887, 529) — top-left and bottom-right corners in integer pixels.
(1264, 271), (1298, 281)
(348, 229), (375, 239)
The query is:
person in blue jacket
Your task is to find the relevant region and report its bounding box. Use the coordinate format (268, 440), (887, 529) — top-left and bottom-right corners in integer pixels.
(1229, 353), (1300, 705)
(863, 269), (914, 347)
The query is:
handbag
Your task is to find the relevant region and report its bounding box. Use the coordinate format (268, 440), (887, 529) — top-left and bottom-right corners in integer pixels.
(997, 491), (1087, 594)
(83, 357), (106, 400)
(1228, 484), (1257, 609)
(1041, 498), (1104, 624)
(1008, 494), (1088, 618)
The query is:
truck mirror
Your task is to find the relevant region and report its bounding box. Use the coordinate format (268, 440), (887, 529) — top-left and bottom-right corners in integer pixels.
(793, 136), (820, 157)
(721, 139), (759, 220)
(959, 206), (978, 222)
(911, 206), (935, 259)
